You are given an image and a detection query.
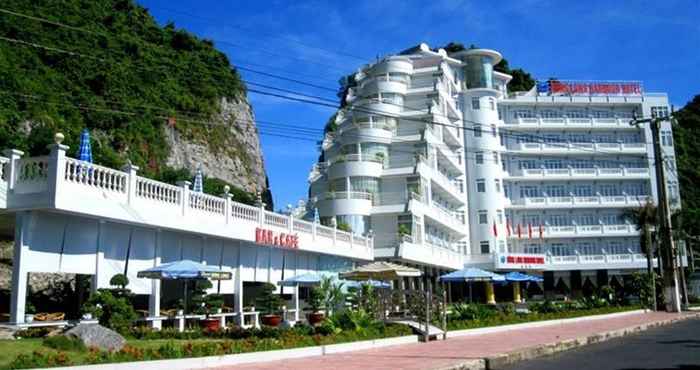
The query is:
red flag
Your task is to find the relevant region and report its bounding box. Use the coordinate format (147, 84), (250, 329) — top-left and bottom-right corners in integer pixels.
(506, 221), (512, 237)
(493, 220), (498, 237)
(528, 223), (533, 239)
(517, 223), (522, 239)
(539, 223), (544, 240)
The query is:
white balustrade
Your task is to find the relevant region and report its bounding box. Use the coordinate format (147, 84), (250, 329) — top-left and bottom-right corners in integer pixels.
(231, 202), (259, 222)
(17, 156), (49, 183)
(189, 192), (226, 215)
(136, 177), (180, 203)
(63, 158), (128, 193)
(264, 211), (289, 228)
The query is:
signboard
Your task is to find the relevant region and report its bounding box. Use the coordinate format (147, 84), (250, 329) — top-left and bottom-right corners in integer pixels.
(536, 80), (642, 96)
(255, 227), (299, 249)
(497, 254), (546, 270)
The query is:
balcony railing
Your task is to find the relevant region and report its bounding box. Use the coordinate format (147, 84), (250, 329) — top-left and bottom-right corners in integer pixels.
(513, 142), (646, 153)
(508, 195), (652, 208)
(508, 224), (638, 239)
(332, 154), (384, 165)
(509, 117), (633, 128)
(508, 167), (650, 179)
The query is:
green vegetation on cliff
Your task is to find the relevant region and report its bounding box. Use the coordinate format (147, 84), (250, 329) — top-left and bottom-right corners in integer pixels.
(0, 0), (266, 205)
(673, 94), (700, 238)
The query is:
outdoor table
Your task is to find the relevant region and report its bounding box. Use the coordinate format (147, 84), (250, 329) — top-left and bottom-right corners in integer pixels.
(173, 314), (205, 332)
(208, 312), (239, 328)
(240, 311), (260, 329)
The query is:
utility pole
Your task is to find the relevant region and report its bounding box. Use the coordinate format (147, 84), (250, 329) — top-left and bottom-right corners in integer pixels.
(630, 113), (681, 313)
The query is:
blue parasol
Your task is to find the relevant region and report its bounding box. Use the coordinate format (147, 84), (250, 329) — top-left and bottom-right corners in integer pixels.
(78, 128), (93, 163)
(192, 165), (204, 193)
(313, 208), (320, 224)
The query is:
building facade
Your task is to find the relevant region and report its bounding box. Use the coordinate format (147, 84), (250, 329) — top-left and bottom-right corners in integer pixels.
(308, 43), (684, 295)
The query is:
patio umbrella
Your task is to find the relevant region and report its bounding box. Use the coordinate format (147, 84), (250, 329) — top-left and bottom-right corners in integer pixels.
(78, 128), (93, 163)
(313, 208), (320, 224)
(278, 272), (337, 287)
(439, 268), (505, 302)
(192, 165), (204, 193)
(345, 279), (391, 289)
(137, 260), (231, 315)
(339, 261), (422, 281)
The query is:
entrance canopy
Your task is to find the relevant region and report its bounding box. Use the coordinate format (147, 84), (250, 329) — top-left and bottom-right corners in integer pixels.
(137, 259), (232, 280)
(439, 268), (505, 282)
(340, 261), (422, 281)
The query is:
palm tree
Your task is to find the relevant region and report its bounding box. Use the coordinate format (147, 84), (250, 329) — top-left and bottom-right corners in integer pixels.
(624, 202), (658, 310)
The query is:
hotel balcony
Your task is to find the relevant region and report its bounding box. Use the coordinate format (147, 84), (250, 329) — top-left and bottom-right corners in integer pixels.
(312, 190), (374, 217)
(357, 74), (408, 96)
(408, 198), (467, 235)
(507, 195), (652, 209)
(415, 161), (464, 202)
(327, 154), (384, 179)
(0, 147), (373, 262)
(352, 97), (402, 116)
(510, 141), (647, 155)
(336, 118), (395, 143)
(506, 224), (640, 239)
(374, 235), (466, 270)
(504, 167), (651, 181)
(505, 117), (639, 130)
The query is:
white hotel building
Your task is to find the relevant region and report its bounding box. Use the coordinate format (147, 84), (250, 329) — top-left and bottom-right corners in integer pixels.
(307, 43), (683, 296)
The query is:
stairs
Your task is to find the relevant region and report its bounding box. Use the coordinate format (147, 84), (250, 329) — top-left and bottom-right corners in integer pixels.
(389, 319), (445, 341)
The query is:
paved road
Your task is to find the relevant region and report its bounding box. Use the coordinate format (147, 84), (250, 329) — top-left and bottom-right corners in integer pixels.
(500, 317), (700, 370)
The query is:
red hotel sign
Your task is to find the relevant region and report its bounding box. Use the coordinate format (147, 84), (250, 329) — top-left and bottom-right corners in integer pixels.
(506, 255), (545, 265)
(255, 228), (299, 249)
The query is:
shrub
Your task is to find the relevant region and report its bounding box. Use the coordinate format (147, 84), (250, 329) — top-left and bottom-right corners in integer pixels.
(256, 283), (284, 316)
(82, 289), (137, 334)
(450, 303), (498, 321)
(14, 327), (54, 338)
(9, 350), (72, 369)
(43, 335), (86, 352)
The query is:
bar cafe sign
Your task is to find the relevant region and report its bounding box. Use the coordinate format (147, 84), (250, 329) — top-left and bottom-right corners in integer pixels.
(537, 80), (642, 96)
(255, 227), (299, 249)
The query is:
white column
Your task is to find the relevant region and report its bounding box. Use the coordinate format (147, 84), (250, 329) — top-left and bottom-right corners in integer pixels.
(10, 212), (30, 324)
(222, 186), (231, 224)
(92, 220), (107, 292)
(2, 149), (24, 191)
(177, 180), (191, 217)
(234, 249), (244, 325)
(122, 162), (139, 205)
(47, 138), (68, 206)
(293, 285), (300, 322)
(149, 229), (162, 329)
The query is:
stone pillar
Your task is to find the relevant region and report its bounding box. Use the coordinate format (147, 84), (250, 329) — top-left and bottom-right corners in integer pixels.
(512, 282), (522, 303)
(9, 212), (30, 324)
(122, 162), (139, 205)
(234, 256), (244, 325)
(92, 220), (107, 292)
(177, 180), (191, 217)
(485, 282), (496, 305)
(149, 229), (162, 329)
(293, 285), (300, 322)
(2, 149), (23, 191)
(47, 135), (68, 207)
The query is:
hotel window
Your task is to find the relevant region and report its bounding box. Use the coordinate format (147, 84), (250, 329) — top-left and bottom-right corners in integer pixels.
(608, 241), (625, 254)
(498, 240), (506, 253)
(544, 159), (563, 169)
(489, 98), (496, 111)
(661, 130), (673, 146)
(496, 210), (504, 224)
(480, 241), (490, 254)
(494, 179), (501, 193)
(475, 152), (484, 164)
(593, 110), (613, 118)
(476, 179), (486, 193)
(519, 160), (537, 169)
(540, 110), (561, 118)
(601, 213), (623, 225)
(491, 124), (497, 137)
(520, 186), (539, 198)
(524, 243), (542, 254)
(577, 242), (596, 255)
(599, 184), (618, 196)
(651, 106), (669, 119)
(548, 214), (569, 226)
(471, 97), (480, 110)
(497, 109), (503, 120)
(493, 151), (499, 164)
(544, 184), (566, 197)
(478, 210), (488, 224)
(567, 110), (586, 118)
(577, 214), (596, 225)
(474, 125), (482, 137)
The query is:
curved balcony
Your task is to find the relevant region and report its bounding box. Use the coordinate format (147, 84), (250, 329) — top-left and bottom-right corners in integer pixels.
(337, 120), (394, 145)
(358, 75), (408, 96)
(313, 191), (373, 216)
(352, 97), (402, 116)
(369, 57), (413, 75)
(327, 154), (384, 179)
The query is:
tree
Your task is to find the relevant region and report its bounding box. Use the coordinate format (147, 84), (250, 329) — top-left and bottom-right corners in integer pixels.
(494, 59), (535, 93)
(624, 202), (658, 309)
(318, 276), (345, 316)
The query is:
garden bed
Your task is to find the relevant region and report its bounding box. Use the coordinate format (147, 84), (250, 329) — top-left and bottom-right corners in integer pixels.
(446, 304), (640, 331)
(1, 323), (412, 369)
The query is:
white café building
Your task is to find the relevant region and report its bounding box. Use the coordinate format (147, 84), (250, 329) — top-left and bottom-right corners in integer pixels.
(0, 139), (373, 325)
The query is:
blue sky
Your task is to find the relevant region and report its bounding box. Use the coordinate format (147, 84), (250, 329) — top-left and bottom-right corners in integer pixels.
(138, 0), (700, 210)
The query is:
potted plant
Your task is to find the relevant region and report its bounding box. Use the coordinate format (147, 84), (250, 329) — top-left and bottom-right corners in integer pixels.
(191, 280), (224, 331)
(307, 286), (325, 325)
(24, 301), (35, 324)
(256, 283), (283, 327)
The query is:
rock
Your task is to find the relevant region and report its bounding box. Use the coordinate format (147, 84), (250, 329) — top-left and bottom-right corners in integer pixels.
(0, 327), (15, 340)
(165, 97), (271, 203)
(65, 324), (126, 352)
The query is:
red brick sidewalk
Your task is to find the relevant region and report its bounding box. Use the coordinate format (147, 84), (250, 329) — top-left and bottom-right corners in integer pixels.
(211, 312), (695, 370)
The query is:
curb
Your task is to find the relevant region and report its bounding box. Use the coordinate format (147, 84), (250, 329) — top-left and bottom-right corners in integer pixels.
(483, 312), (700, 370)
